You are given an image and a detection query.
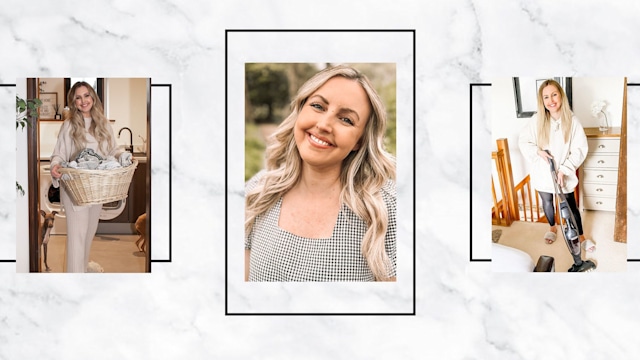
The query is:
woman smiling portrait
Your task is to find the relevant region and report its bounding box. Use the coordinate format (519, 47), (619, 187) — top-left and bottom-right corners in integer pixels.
(244, 64), (397, 282)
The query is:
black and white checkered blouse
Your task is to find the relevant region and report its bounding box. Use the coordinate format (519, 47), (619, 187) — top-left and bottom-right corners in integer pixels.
(245, 172), (397, 281)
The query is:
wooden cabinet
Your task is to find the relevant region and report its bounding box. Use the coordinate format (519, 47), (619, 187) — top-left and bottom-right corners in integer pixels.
(100, 160), (147, 224)
(131, 160), (147, 220)
(580, 127), (621, 212)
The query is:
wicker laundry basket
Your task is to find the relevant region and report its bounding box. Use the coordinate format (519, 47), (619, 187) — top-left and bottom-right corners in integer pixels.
(58, 160), (138, 206)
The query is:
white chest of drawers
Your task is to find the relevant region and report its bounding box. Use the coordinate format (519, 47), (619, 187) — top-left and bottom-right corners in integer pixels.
(580, 128), (621, 212)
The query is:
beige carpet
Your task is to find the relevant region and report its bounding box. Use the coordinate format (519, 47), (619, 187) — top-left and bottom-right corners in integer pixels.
(41, 234), (146, 273)
(493, 210), (626, 272)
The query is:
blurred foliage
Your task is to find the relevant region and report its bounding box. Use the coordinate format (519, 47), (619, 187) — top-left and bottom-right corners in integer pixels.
(383, 81), (396, 155)
(16, 95), (41, 195)
(245, 63), (396, 181)
(245, 123), (266, 181)
(245, 64), (290, 124)
(16, 96), (41, 130)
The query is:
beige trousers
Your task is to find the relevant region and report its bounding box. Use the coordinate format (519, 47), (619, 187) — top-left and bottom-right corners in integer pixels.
(61, 187), (102, 273)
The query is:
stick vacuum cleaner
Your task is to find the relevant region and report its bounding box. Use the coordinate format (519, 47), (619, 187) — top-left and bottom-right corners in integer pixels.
(545, 150), (596, 272)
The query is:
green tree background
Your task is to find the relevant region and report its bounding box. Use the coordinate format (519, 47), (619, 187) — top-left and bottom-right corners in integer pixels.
(245, 63), (396, 181)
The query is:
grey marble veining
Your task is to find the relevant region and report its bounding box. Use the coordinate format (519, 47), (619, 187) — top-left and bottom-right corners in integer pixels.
(0, 86), (16, 259)
(3, 0), (640, 358)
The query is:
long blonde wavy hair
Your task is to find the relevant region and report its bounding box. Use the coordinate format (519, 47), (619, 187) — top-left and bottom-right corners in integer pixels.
(536, 79), (573, 147)
(66, 81), (113, 157)
(245, 65), (396, 281)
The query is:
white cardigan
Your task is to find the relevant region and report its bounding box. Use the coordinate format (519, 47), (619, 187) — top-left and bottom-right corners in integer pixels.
(518, 115), (588, 194)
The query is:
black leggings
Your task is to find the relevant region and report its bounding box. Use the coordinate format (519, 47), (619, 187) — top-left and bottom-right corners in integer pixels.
(539, 191), (583, 235)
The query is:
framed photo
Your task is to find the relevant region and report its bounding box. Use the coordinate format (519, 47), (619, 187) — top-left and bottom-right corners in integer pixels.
(226, 30), (415, 315)
(39, 92), (59, 120)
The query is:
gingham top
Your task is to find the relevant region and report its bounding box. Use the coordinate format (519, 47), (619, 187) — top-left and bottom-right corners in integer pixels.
(245, 173), (397, 282)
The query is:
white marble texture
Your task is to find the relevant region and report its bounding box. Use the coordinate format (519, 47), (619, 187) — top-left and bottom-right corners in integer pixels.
(2, 0), (640, 358)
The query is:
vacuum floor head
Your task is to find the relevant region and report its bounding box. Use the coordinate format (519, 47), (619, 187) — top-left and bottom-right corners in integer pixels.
(568, 259), (597, 272)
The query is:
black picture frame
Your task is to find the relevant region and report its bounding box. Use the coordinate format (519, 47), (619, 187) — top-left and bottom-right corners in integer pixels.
(513, 77), (572, 118)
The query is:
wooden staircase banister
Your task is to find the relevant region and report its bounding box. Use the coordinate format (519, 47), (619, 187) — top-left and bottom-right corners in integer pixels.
(496, 138), (519, 221)
(492, 149), (512, 226)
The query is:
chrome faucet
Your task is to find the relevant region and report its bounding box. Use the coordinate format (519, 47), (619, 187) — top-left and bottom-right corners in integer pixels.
(118, 127), (134, 153)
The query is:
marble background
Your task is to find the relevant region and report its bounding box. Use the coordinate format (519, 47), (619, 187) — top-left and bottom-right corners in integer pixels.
(2, 0), (640, 358)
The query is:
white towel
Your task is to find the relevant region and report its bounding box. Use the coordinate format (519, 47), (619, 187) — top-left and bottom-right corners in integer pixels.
(119, 152), (132, 167)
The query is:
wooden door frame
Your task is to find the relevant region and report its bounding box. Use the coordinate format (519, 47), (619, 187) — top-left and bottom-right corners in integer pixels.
(614, 78), (627, 243)
(145, 78), (151, 272)
(27, 79), (41, 272)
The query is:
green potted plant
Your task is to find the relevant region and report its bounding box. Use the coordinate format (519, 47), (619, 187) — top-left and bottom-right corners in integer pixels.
(16, 95), (41, 195)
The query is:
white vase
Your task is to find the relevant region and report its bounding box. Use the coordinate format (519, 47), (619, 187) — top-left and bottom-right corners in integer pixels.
(598, 111), (609, 131)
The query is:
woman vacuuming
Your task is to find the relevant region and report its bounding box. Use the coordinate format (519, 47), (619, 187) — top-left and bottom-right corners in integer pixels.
(519, 79), (595, 271)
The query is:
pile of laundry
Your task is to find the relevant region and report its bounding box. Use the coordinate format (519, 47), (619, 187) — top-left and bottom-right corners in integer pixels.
(61, 148), (132, 171)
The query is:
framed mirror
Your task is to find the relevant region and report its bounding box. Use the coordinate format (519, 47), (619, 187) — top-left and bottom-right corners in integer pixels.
(513, 77), (572, 118)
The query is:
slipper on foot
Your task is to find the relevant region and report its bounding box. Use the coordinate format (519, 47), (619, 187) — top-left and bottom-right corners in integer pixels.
(86, 260), (104, 273)
(582, 239), (596, 253)
(544, 231), (557, 244)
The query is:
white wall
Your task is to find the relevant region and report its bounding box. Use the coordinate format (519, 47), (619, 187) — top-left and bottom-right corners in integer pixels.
(573, 77), (624, 128)
(107, 78), (148, 153)
(491, 77), (531, 185)
(492, 77), (625, 186)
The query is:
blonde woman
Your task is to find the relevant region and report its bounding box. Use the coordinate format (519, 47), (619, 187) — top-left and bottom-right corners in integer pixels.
(519, 79), (595, 253)
(50, 81), (128, 272)
(245, 65), (397, 281)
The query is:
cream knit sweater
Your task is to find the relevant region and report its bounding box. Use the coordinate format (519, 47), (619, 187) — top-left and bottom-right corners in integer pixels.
(50, 118), (123, 188)
(518, 115), (588, 194)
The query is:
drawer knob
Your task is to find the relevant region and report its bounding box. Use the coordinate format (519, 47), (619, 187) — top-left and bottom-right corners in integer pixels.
(598, 145), (605, 149)
(596, 201), (603, 205)
(597, 175), (604, 178)
(596, 188), (603, 192)
(598, 160), (605, 164)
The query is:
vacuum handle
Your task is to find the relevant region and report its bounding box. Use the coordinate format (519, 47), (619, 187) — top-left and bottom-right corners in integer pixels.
(544, 150), (556, 172)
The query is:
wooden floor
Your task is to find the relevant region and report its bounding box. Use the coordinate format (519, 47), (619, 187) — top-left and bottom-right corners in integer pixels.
(40, 234), (146, 273)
